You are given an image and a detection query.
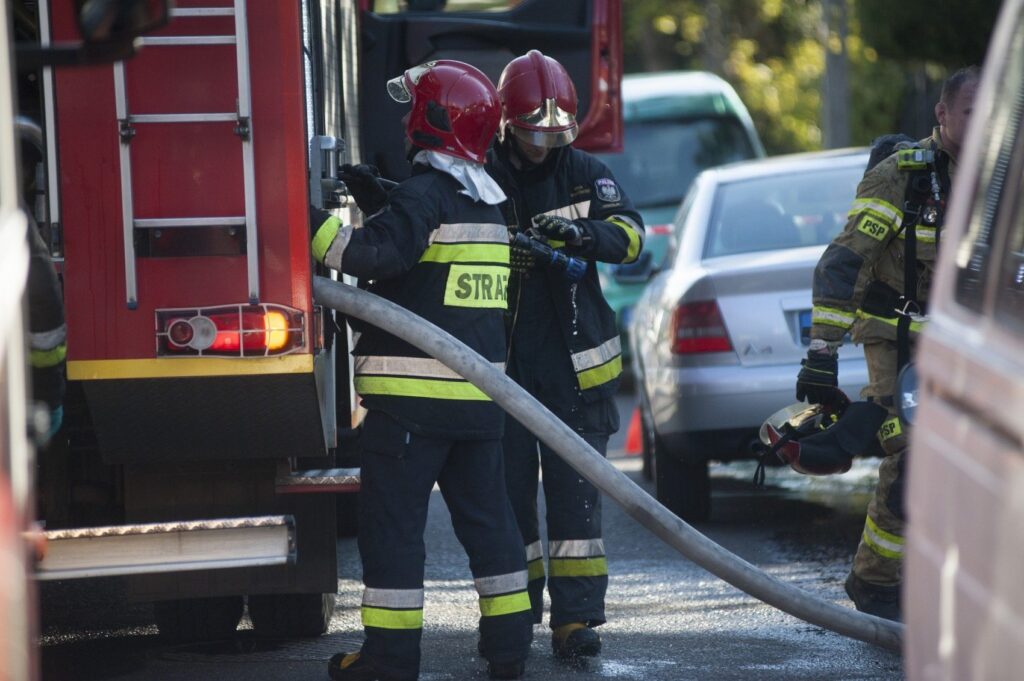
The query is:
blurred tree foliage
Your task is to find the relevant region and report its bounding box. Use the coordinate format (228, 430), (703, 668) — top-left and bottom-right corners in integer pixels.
(623, 0), (995, 154)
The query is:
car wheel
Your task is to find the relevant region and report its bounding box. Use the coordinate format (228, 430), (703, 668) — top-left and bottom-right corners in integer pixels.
(248, 592), (336, 638)
(653, 435), (711, 522)
(154, 596), (244, 643)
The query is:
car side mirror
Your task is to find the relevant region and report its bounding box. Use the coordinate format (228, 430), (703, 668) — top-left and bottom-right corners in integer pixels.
(611, 250), (655, 284)
(896, 363), (918, 427)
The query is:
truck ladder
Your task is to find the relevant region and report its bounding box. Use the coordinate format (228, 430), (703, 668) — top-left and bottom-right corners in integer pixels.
(115, 1), (259, 308)
(34, 515), (294, 581)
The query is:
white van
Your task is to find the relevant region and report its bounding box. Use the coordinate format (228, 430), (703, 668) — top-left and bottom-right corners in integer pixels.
(904, 0), (1024, 677)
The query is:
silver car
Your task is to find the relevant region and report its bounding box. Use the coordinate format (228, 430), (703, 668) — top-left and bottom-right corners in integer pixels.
(628, 149), (872, 521)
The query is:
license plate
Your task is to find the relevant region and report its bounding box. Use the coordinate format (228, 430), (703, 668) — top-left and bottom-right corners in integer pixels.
(799, 310), (812, 345)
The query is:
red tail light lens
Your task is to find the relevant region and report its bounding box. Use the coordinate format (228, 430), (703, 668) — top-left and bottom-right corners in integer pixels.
(156, 304), (305, 357)
(670, 300), (732, 354)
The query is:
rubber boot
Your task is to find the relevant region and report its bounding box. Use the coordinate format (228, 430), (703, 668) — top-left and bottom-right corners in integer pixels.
(327, 651), (415, 681)
(844, 572), (902, 622)
(551, 622), (601, 659)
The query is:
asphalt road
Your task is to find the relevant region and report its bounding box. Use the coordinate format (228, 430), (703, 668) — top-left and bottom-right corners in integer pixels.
(38, 393), (903, 681)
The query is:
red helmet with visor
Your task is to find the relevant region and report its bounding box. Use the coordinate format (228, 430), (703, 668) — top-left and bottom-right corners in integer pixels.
(386, 60), (500, 164)
(497, 50), (578, 148)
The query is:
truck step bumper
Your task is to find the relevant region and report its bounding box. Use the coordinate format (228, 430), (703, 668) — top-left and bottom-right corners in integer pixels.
(35, 515), (295, 581)
(276, 467), (360, 494)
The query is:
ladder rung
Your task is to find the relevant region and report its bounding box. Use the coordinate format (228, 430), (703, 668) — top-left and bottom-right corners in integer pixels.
(172, 7), (236, 17)
(134, 217), (246, 229)
(131, 113), (238, 124)
(140, 36), (236, 46)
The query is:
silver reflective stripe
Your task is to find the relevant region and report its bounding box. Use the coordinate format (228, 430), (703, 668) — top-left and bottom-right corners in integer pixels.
(549, 538), (605, 558)
(850, 198), (902, 226)
(323, 224), (354, 271)
(525, 540), (543, 562)
(609, 214), (645, 245)
(430, 222), (508, 244)
(812, 308), (856, 327)
(355, 356), (504, 379)
(570, 337), (621, 373)
(475, 570), (529, 596)
(536, 200), (591, 223)
(30, 323), (67, 351)
(363, 587), (424, 609)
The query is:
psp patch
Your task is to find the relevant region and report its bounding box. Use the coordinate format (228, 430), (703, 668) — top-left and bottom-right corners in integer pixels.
(595, 178), (621, 203)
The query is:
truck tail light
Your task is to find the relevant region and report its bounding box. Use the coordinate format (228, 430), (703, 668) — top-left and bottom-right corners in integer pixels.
(156, 304), (304, 357)
(670, 300), (732, 354)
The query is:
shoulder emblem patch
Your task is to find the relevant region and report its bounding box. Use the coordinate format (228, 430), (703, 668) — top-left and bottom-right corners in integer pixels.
(595, 178), (621, 203)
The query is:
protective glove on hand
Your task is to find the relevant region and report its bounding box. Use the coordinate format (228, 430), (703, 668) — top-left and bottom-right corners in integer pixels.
(509, 234), (536, 274)
(533, 214), (584, 245)
(339, 163), (389, 215)
(796, 344), (840, 404)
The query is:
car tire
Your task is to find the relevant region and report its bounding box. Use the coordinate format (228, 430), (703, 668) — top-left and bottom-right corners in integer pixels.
(639, 404), (655, 482)
(154, 596), (244, 643)
(248, 592), (336, 638)
(653, 436), (711, 522)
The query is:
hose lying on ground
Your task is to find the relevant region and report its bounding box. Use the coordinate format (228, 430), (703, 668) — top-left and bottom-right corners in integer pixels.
(313, 276), (903, 652)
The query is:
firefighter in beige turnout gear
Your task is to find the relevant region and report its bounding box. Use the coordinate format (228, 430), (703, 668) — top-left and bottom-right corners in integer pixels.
(798, 67), (979, 621)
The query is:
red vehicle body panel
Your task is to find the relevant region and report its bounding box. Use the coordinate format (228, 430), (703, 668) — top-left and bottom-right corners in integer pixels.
(52, 0), (313, 365)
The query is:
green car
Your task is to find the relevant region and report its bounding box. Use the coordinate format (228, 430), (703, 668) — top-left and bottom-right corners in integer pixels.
(596, 71), (766, 369)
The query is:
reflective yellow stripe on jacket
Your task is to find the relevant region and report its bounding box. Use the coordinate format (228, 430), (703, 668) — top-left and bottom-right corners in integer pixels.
(571, 336), (622, 390)
(354, 356), (504, 401)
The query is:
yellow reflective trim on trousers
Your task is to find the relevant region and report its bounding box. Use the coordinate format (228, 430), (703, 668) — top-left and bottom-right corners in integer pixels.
(354, 375), (491, 401)
(443, 264), (509, 309)
(361, 605), (423, 630)
(31, 343), (67, 369)
(863, 515), (904, 560)
(549, 556), (608, 578)
(311, 216), (341, 264)
(576, 355), (622, 390)
(419, 243), (510, 264)
(479, 591), (532, 617)
(856, 310), (925, 333)
(609, 218), (641, 263)
(527, 559), (545, 581)
(812, 305), (855, 328)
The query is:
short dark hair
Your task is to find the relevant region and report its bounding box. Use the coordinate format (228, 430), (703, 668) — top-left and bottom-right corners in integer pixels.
(941, 66), (981, 104)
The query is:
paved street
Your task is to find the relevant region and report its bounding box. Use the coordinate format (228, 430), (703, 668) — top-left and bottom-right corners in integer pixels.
(39, 394), (903, 681)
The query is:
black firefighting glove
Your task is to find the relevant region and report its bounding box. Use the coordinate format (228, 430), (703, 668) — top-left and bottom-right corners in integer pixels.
(796, 346), (840, 405)
(509, 232), (535, 273)
(339, 163), (389, 215)
(533, 214), (584, 245)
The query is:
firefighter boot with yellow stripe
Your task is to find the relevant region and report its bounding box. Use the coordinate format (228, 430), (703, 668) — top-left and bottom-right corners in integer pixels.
(551, 622), (601, 659)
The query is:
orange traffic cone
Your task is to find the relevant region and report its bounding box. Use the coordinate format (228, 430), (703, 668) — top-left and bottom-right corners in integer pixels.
(625, 407), (642, 456)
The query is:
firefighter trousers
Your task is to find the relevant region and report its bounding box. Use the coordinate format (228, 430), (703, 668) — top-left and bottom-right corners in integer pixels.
(852, 341), (908, 586)
(356, 410), (533, 679)
(502, 416), (610, 628)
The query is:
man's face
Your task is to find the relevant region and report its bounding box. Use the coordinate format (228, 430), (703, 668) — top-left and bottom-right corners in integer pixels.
(936, 79), (979, 153)
(513, 138), (551, 165)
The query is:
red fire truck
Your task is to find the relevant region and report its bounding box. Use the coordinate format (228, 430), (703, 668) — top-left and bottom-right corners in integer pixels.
(23, 0), (623, 643)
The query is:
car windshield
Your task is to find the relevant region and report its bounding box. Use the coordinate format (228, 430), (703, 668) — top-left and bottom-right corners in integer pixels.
(703, 162), (866, 258)
(598, 117), (756, 209)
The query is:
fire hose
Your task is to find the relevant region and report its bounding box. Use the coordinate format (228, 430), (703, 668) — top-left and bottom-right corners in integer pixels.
(313, 276), (903, 652)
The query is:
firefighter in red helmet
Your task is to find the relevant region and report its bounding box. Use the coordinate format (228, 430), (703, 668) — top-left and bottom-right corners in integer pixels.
(312, 60), (532, 681)
(486, 50), (645, 660)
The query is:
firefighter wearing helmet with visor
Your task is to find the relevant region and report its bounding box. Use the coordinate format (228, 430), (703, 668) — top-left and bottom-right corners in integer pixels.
(311, 60), (532, 681)
(486, 50), (645, 660)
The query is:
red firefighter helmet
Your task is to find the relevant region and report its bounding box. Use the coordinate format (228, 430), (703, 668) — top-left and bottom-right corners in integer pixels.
(497, 50), (579, 148)
(386, 60), (500, 164)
